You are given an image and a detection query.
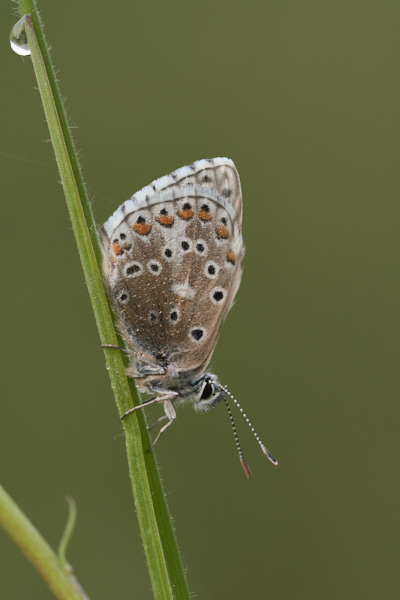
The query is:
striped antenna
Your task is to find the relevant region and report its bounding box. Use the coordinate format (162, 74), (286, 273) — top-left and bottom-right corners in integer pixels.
(221, 384), (279, 475)
(224, 398), (252, 479)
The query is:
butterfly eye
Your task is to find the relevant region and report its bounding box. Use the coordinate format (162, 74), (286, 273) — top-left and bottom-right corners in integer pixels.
(200, 380), (214, 400)
(196, 377), (224, 411)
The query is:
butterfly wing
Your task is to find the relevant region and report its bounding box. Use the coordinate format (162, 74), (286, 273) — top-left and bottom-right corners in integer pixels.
(101, 158), (244, 377)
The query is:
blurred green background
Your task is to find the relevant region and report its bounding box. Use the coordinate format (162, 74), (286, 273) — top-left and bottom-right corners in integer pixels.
(2, 1), (399, 598)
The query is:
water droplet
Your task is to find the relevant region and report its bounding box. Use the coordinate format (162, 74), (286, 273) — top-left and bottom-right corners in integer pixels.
(10, 16), (31, 56)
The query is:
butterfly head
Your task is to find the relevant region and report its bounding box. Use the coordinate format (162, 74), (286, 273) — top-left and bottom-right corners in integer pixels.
(192, 373), (225, 412)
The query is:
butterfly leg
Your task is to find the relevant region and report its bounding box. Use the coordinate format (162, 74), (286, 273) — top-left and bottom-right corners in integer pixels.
(120, 391), (178, 420)
(146, 400), (176, 451)
(147, 414), (168, 431)
(102, 343), (129, 353)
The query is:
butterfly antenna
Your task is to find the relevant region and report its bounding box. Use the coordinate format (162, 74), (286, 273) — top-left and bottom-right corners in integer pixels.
(221, 384), (279, 470)
(223, 397), (252, 479)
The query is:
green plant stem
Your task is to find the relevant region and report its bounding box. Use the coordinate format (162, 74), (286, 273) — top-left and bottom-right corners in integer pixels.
(0, 485), (87, 600)
(7, 2), (191, 598)
(58, 497), (77, 569)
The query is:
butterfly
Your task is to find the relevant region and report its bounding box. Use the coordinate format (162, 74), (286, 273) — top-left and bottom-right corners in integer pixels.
(101, 158), (277, 477)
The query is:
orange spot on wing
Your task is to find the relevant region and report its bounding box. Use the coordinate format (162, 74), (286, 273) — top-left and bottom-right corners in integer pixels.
(216, 225), (229, 239)
(110, 253), (115, 263)
(198, 210), (212, 222)
(156, 215), (175, 227)
(112, 242), (124, 255)
(124, 243), (132, 250)
(133, 223), (152, 235)
(177, 208), (194, 220)
(227, 249), (236, 264)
